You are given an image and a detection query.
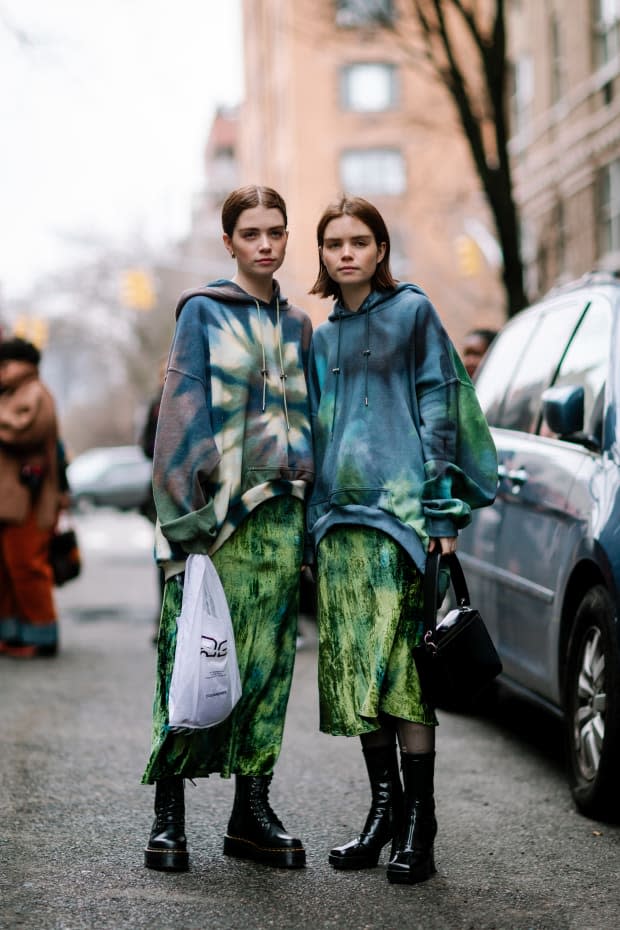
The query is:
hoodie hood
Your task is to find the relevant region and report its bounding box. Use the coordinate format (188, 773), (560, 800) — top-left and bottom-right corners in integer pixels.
(176, 278), (288, 319)
(327, 282), (426, 322)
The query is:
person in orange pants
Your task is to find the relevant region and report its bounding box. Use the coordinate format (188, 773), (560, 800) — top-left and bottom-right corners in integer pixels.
(0, 509), (58, 655)
(0, 338), (65, 658)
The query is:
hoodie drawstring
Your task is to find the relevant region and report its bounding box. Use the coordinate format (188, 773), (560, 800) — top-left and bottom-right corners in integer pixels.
(330, 311), (343, 438)
(330, 304), (371, 438)
(276, 299), (290, 430)
(363, 306), (371, 407)
(255, 297), (290, 431)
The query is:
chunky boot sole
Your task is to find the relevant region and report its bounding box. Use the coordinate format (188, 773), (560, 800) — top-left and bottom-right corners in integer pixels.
(328, 846), (385, 870)
(223, 833), (306, 869)
(144, 846), (190, 872)
(386, 852), (436, 885)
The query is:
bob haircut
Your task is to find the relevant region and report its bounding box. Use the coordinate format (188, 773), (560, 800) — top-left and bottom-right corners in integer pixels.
(221, 185), (288, 237)
(309, 195), (398, 299)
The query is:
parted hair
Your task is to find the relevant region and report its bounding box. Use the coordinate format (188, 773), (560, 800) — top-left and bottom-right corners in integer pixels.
(309, 195), (398, 299)
(221, 185), (288, 237)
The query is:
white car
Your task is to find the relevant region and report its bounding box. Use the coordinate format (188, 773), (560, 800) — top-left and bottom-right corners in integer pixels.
(67, 445), (152, 511)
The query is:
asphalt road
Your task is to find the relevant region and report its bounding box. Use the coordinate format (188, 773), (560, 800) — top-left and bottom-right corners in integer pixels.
(1, 511), (619, 930)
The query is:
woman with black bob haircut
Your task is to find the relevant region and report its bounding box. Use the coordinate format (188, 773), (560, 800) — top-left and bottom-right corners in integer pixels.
(307, 195), (497, 884)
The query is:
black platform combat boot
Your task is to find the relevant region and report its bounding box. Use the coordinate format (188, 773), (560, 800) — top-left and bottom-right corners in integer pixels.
(386, 751), (437, 884)
(144, 777), (189, 872)
(329, 743), (403, 869)
(223, 774), (306, 868)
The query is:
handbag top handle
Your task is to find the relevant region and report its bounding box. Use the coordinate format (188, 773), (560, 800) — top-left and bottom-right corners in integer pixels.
(423, 552), (471, 635)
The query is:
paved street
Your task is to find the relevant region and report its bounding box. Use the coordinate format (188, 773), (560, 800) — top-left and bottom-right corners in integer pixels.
(1, 511), (619, 930)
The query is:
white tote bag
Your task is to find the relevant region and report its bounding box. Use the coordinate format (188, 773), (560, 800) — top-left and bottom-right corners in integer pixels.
(168, 553), (242, 730)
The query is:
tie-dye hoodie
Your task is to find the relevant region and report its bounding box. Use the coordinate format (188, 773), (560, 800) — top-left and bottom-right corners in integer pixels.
(307, 283), (497, 572)
(153, 280), (314, 558)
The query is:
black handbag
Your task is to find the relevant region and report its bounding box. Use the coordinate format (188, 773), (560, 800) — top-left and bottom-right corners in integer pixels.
(49, 527), (81, 587)
(414, 551), (502, 709)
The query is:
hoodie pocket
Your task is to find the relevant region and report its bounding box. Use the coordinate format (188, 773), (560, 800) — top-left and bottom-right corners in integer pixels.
(329, 486), (393, 510)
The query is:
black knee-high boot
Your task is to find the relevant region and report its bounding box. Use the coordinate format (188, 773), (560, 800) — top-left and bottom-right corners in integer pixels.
(223, 775), (306, 869)
(386, 751), (437, 884)
(329, 744), (403, 869)
(144, 777), (189, 872)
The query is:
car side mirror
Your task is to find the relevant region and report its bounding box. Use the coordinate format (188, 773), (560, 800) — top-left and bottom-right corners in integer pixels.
(542, 385), (584, 435)
(542, 385), (600, 452)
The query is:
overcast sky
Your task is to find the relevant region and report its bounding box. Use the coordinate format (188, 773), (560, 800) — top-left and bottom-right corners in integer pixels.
(0, 0), (243, 299)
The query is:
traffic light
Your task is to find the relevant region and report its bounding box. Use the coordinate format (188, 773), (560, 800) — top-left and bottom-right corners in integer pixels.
(455, 235), (482, 277)
(13, 316), (49, 348)
(120, 268), (156, 311)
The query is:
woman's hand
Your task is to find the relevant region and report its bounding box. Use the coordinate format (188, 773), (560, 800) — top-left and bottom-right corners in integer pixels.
(428, 536), (457, 555)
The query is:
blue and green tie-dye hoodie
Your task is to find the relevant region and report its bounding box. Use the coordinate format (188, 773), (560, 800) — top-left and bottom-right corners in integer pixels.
(153, 280), (314, 559)
(307, 283), (497, 571)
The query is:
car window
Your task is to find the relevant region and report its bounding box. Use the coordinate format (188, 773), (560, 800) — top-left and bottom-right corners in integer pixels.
(549, 295), (612, 442)
(495, 299), (586, 433)
(473, 309), (540, 426)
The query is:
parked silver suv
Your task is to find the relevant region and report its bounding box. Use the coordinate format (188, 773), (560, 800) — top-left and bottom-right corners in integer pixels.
(459, 273), (620, 822)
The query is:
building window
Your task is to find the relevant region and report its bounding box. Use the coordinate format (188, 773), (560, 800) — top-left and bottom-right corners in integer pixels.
(340, 63), (398, 111)
(509, 54), (534, 136)
(340, 148), (406, 195)
(335, 0), (394, 28)
(593, 0), (620, 68)
(599, 158), (620, 254)
(549, 13), (565, 103)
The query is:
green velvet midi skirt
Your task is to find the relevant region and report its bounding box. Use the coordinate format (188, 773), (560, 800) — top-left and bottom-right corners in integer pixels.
(317, 527), (437, 737)
(142, 495), (303, 783)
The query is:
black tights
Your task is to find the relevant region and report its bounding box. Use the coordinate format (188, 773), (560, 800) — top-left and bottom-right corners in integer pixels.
(360, 717), (434, 755)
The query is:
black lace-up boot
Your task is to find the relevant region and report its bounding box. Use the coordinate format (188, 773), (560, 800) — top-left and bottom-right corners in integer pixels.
(329, 744), (403, 869)
(144, 777), (189, 872)
(387, 751), (437, 884)
(223, 775), (306, 868)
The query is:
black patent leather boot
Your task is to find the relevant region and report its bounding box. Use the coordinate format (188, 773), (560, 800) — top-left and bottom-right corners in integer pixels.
(144, 777), (189, 872)
(223, 775), (306, 868)
(329, 744), (403, 869)
(387, 751), (437, 884)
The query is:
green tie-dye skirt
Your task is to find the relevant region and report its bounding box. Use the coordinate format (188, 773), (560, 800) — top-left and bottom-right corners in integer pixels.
(317, 527), (437, 737)
(142, 496), (303, 782)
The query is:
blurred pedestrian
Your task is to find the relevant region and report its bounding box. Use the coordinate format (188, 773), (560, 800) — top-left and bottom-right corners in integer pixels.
(461, 327), (497, 379)
(142, 185), (314, 873)
(307, 197), (497, 884)
(0, 337), (68, 658)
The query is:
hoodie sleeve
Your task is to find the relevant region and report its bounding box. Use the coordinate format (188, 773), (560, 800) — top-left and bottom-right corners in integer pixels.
(413, 299), (498, 537)
(152, 300), (222, 553)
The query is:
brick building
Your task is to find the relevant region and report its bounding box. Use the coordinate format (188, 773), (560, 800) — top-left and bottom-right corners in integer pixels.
(236, 0), (505, 341)
(508, 0), (620, 296)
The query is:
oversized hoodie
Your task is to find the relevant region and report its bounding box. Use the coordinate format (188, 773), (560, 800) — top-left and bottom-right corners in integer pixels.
(153, 280), (314, 558)
(307, 284), (497, 572)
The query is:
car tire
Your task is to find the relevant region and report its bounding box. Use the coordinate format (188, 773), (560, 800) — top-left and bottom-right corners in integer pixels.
(564, 585), (620, 821)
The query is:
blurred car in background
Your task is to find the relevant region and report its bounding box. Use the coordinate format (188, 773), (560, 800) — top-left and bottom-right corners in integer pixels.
(460, 272), (620, 822)
(67, 445), (152, 511)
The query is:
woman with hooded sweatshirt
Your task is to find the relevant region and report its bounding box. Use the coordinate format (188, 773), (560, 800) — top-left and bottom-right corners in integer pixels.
(307, 197), (497, 885)
(142, 185), (314, 873)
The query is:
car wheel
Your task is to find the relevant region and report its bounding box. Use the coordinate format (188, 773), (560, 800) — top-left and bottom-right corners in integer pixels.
(564, 585), (620, 821)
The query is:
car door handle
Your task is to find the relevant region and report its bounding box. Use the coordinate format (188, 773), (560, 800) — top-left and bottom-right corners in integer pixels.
(498, 465), (528, 486)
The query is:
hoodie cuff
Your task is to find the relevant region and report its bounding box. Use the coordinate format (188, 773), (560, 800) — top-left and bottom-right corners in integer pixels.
(425, 518), (459, 539)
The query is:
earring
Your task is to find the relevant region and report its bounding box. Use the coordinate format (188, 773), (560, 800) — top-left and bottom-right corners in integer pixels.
(231, 252), (236, 259)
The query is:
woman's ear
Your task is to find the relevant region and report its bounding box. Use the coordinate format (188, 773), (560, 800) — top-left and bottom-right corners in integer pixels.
(222, 233), (234, 258)
(377, 242), (387, 263)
